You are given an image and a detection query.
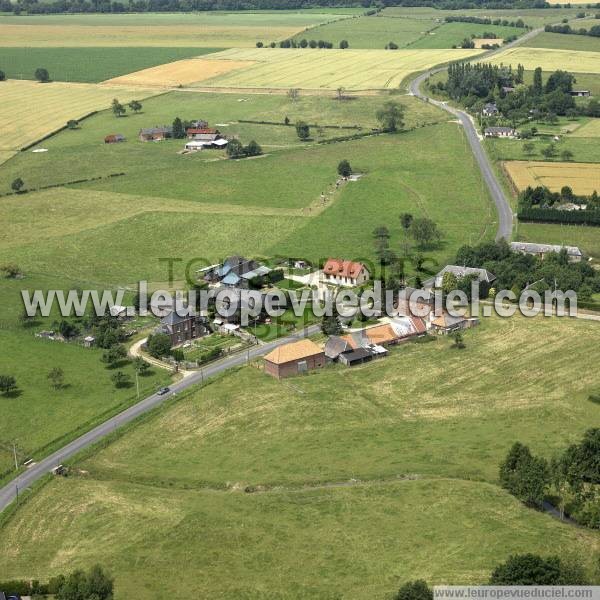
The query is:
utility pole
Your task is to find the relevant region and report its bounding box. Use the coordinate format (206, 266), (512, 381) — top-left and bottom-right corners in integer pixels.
(13, 442), (18, 471)
(135, 370), (140, 400)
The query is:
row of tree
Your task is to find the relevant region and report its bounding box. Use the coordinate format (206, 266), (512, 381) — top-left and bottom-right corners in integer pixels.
(257, 38), (348, 49)
(444, 14), (528, 27)
(545, 21), (600, 38)
(500, 429), (600, 528)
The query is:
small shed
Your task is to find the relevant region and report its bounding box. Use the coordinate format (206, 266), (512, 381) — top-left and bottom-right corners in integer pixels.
(104, 134), (125, 144)
(338, 347), (373, 367)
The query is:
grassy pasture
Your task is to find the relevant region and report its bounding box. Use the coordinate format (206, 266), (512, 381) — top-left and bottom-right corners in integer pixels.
(0, 271), (171, 480)
(79, 315), (600, 489)
(521, 32), (600, 53)
(0, 11), (350, 47)
(503, 160), (600, 195)
(0, 477), (596, 599)
(380, 6), (583, 27)
(410, 22), (522, 49)
(0, 47), (222, 83)
(0, 123), (491, 285)
(484, 46), (600, 74)
(485, 129), (600, 165)
(0, 90), (443, 194)
(198, 47), (482, 90)
(0, 315), (599, 597)
(517, 221), (600, 258)
(291, 14), (436, 49)
(0, 80), (156, 156)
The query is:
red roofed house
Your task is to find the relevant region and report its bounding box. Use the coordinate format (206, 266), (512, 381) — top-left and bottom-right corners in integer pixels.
(186, 128), (220, 140)
(321, 258), (370, 287)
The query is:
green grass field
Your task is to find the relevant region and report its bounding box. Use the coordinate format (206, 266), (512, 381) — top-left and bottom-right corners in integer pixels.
(517, 221), (600, 258)
(410, 22), (523, 49)
(0, 315), (599, 598)
(485, 135), (600, 164)
(521, 31), (600, 53)
(0, 91), (440, 192)
(292, 14), (437, 49)
(0, 272), (170, 481)
(380, 6), (583, 28)
(0, 121), (493, 285)
(0, 47), (222, 83)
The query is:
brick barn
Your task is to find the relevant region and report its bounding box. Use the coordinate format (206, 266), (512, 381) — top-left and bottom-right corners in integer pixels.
(263, 339), (326, 379)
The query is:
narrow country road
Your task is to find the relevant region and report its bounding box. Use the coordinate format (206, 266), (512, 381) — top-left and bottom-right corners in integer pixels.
(409, 27), (543, 241)
(0, 324), (320, 512)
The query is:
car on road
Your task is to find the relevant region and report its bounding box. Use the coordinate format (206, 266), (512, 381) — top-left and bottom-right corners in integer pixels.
(157, 387), (170, 396)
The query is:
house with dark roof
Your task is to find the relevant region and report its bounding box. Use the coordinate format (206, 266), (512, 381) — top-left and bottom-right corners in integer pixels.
(321, 258), (370, 287)
(263, 339), (326, 379)
(484, 126), (517, 138)
(510, 242), (583, 263)
(203, 256), (272, 289)
(138, 126), (173, 142)
(425, 265), (496, 290)
(338, 347), (373, 367)
(324, 335), (353, 361)
(159, 311), (208, 347)
(482, 102), (499, 117)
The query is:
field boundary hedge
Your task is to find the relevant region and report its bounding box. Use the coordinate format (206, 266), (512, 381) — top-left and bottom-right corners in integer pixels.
(518, 207), (600, 226)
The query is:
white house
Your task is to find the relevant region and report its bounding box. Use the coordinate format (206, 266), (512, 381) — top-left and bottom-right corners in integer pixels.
(320, 258), (370, 287)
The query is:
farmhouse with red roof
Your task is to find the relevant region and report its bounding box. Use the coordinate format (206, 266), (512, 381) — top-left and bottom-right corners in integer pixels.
(320, 258), (370, 287)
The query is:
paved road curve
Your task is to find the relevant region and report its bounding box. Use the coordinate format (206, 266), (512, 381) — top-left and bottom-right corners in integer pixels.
(408, 27), (543, 241)
(0, 325), (320, 512)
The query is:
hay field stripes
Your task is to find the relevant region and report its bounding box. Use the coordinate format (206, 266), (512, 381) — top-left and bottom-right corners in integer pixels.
(570, 119), (600, 138)
(504, 160), (600, 195)
(104, 58), (257, 88)
(484, 47), (600, 74)
(195, 48), (482, 90)
(0, 80), (158, 153)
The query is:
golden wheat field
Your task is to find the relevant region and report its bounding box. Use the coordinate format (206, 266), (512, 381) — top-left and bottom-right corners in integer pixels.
(484, 47), (600, 74)
(0, 13), (347, 47)
(0, 80), (156, 155)
(504, 160), (600, 195)
(195, 47), (482, 90)
(104, 58), (256, 88)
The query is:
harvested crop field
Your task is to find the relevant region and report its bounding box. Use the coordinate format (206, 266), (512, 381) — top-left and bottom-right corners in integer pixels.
(0, 80), (156, 153)
(104, 57), (256, 87)
(504, 160), (600, 195)
(484, 47), (600, 74)
(0, 12), (346, 47)
(196, 47), (482, 90)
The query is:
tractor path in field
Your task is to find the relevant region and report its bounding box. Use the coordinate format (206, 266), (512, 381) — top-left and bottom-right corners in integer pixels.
(409, 27), (545, 242)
